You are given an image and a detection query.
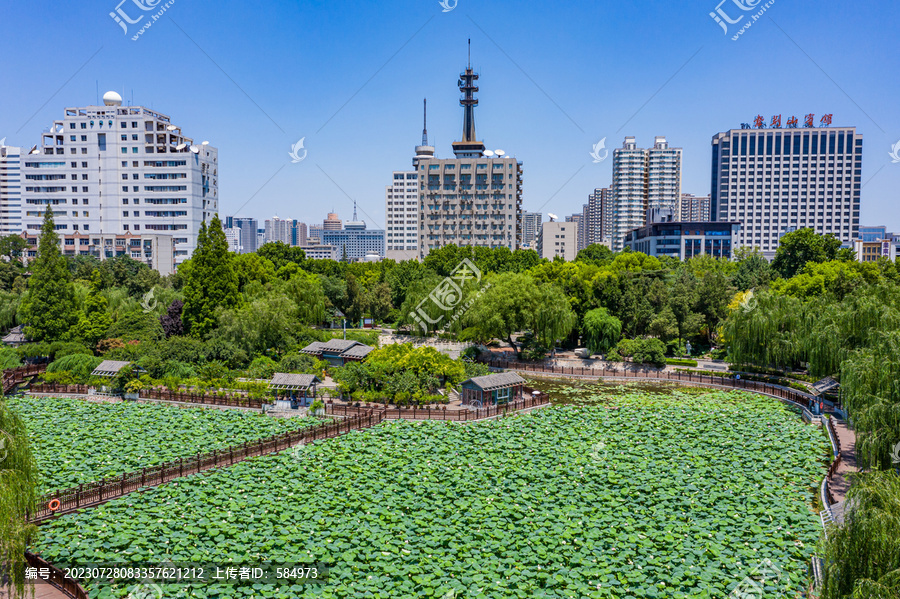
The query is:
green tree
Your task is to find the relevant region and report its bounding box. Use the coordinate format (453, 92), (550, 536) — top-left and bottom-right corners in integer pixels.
(18, 210), (77, 341)
(576, 244), (614, 265)
(771, 228), (844, 278)
(668, 269), (702, 348)
(72, 271), (113, 347)
(0, 235), (27, 261)
(531, 283), (577, 350)
(182, 216), (241, 337)
(582, 307), (622, 354)
(464, 273), (536, 357)
(279, 271), (327, 324)
(0, 400), (39, 599)
(366, 282), (393, 323)
(256, 242), (306, 271)
(731, 247), (773, 291)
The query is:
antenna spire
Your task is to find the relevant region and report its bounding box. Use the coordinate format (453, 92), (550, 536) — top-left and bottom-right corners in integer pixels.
(468, 38), (471, 68)
(352, 200), (358, 222)
(422, 98), (429, 146)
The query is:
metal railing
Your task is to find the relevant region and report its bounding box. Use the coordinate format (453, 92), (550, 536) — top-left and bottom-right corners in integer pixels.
(326, 390), (550, 421)
(24, 550), (89, 598)
(3, 363), (47, 394)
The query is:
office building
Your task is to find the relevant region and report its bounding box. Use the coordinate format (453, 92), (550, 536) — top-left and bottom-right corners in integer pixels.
(521, 211), (542, 249)
(386, 171), (420, 261)
(300, 245), (337, 260)
(854, 239), (896, 262)
(308, 224), (323, 244)
(292, 221), (307, 246)
(323, 212), (342, 231)
(22, 231), (176, 275)
(265, 216), (293, 245)
(321, 204), (384, 261)
(0, 143), (23, 235)
(231, 216), (258, 254)
(19, 91), (217, 269)
(858, 225), (888, 242)
(611, 136), (682, 251)
(624, 221), (740, 260)
(679, 194), (711, 222)
(711, 122), (861, 258)
(538, 220), (578, 261)
(415, 45), (522, 258)
(224, 227), (241, 253)
(566, 213), (585, 253)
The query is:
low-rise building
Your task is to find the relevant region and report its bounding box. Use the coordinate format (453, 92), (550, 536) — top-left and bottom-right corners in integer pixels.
(299, 339), (374, 367)
(624, 221), (740, 260)
(854, 239), (897, 262)
(22, 230), (176, 275)
(537, 221), (578, 261)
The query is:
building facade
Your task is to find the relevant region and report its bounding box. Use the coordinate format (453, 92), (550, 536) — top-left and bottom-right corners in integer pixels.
(586, 186), (613, 246)
(858, 225), (888, 242)
(307, 224), (323, 244)
(264, 216), (293, 245)
(711, 124), (862, 258)
(231, 217), (258, 254)
(538, 220), (578, 261)
(323, 213), (341, 231)
(22, 231), (176, 275)
(415, 47), (522, 258)
(19, 92), (217, 268)
(611, 137), (681, 251)
(854, 239), (896, 262)
(299, 245), (337, 260)
(566, 213), (586, 253)
(624, 221), (740, 260)
(679, 193), (711, 222)
(224, 227), (241, 253)
(322, 217), (385, 261)
(385, 171), (420, 261)
(0, 144), (22, 235)
(521, 211), (542, 249)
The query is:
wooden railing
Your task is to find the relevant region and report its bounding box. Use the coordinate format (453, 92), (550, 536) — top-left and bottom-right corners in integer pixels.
(2, 363), (47, 394)
(30, 383), (265, 408)
(480, 358), (818, 411)
(28, 412), (383, 523)
(326, 390), (550, 421)
(24, 550), (89, 598)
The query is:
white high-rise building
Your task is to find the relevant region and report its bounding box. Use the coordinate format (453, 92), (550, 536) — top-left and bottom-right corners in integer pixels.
(0, 143), (23, 235)
(232, 216), (258, 254)
(385, 171), (420, 261)
(265, 216), (292, 245)
(711, 123), (861, 258)
(586, 187), (613, 246)
(224, 227), (241, 253)
(611, 136), (682, 251)
(19, 91), (217, 268)
(521, 211), (542, 249)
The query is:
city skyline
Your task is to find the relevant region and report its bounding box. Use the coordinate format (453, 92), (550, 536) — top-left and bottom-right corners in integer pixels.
(2, 2), (899, 232)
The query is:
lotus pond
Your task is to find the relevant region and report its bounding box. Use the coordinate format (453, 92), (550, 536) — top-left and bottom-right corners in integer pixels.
(34, 389), (829, 598)
(12, 396), (323, 492)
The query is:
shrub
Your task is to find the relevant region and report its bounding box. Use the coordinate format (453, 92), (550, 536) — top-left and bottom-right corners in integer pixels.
(46, 354), (103, 382)
(605, 349), (622, 362)
(247, 356), (278, 380)
(0, 347), (21, 370)
(666, 358), (699, 367)
(632, 339), (667, 368)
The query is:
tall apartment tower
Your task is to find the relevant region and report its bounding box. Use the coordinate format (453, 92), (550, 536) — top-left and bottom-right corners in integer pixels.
(232, 216), (258, 254)
(385, 100), (431, 262)
(521, 211), (542, 249)
(19, 91), (217, 267)
(679, 194), (712, 222)
(415, 42), (522, 258)
(323, 212), (342, 231)
(0, 143), (23, 235)
(587, 186), (614, 245)
(566, 213), (586, 253)
(265, 216), (293, 244)
(611, 137), (682, 251)
(711, 124), (861, 257)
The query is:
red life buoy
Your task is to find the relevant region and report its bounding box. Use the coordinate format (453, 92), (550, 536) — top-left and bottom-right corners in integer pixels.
(48, 499), (61, 511)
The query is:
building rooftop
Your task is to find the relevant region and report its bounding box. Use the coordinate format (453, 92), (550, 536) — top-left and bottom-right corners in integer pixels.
(461, 372), (526, 391)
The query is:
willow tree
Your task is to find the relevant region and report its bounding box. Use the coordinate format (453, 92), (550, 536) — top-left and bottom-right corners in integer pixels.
(820, 471), (900, 599)
(839, 330), (900, 471)
(722, 290), (808, 370)
(0, 400), (39, 598)
(530, 283), (577, 350)
(582, 307), (622, 355)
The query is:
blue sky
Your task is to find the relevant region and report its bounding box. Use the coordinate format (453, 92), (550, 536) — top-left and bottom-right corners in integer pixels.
(2, 0), (899, 231)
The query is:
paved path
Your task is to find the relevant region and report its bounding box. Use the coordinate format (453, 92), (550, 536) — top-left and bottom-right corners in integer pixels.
(827, 414), (858, 504)
(0, 581), (68, 599)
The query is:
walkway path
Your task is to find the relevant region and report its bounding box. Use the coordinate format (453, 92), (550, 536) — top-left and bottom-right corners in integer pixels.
(827, 413), (858, 504)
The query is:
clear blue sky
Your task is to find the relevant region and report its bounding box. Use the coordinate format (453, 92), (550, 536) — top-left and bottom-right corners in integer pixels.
(2, 0), (899, 231)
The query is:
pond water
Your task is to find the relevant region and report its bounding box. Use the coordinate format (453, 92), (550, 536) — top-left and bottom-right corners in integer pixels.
(526, 377), (704, 405)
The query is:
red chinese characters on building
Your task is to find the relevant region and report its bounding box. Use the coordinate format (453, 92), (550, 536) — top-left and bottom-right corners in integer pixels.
(804, 114), (815, 128)
(820, 114), (833, 127)
(787, 116), (799, 128)
(753, 115), (766, 129)
(770, 114), (782, 128)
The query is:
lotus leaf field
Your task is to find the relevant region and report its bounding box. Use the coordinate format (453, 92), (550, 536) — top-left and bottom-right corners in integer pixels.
(33, 389), (829, 598)
(11, 396), (324, 492)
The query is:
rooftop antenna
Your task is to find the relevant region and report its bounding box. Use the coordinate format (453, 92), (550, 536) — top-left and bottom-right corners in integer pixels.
(468, 38), (471, 68)
(422, 98), (428, 146)
(352, 200), (358, 221)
